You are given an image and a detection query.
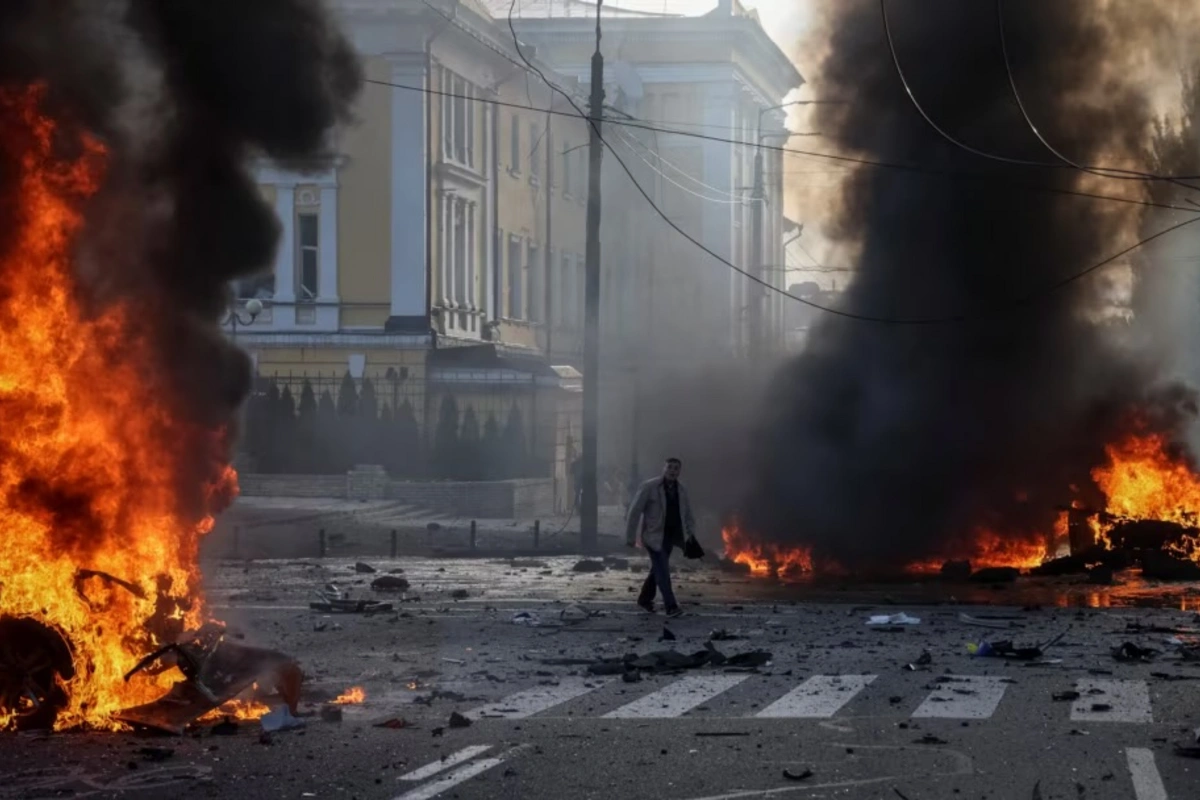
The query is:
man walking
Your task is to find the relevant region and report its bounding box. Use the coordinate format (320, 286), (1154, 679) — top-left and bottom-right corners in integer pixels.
(626, 457), (695, 617)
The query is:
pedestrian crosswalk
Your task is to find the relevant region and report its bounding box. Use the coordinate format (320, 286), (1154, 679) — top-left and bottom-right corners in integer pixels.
(460, 671), (1166, 724)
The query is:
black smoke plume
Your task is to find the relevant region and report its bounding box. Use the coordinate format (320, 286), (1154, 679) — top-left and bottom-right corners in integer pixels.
(0, 0), (360, 523)
(743, 0), (1196, 569)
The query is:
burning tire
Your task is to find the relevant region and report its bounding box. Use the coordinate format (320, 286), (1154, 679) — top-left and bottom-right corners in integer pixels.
(0, 617), (74, 730)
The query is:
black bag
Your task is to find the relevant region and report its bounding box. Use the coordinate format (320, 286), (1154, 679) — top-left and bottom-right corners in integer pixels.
(683, 535), (705, 560)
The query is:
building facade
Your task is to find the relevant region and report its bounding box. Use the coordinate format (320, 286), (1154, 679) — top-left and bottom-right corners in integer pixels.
(228, 0), (801, 504)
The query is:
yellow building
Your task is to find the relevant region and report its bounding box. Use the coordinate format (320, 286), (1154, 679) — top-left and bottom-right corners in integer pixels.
(229, 0), (800, 502)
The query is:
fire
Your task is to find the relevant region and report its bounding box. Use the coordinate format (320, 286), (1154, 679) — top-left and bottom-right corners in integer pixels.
(332, 686), (366, 705)
(0, 88), (235, 729)
(904, 530), (1049, 574)
(198, 699), (271, 722)
(721, 523), (812, 578)
(1093, 433), (1200, 528)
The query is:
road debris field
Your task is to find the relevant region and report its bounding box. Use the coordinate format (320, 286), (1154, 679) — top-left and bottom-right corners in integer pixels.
(3, 555), (1200, 799)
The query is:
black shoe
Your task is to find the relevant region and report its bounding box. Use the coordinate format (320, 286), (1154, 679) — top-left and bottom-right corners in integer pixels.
(666, 606), (684, 618)
(637, 600), (656, 614)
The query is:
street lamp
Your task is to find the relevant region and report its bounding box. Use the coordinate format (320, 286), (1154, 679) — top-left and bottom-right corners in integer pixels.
(223, 297), (263, 344)
(749, 100), (842, 361)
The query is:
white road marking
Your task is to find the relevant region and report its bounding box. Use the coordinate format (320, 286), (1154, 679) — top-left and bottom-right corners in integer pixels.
(603, 674), (750, 719)
(1071, 679), (1152, 723)
(911, 676), (1010, 719)
(756, 675), (876, 718)
(465, 678), (607, 720)
(398, 746), (493, 782)
(392, 757), (504, 800)
(1126, 748), (1169, 800)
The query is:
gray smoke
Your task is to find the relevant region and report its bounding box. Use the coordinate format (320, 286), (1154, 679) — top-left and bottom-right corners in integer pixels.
(743, 0), (1198, 569)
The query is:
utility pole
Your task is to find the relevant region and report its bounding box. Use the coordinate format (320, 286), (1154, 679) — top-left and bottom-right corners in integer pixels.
(580, 0), (604, 552)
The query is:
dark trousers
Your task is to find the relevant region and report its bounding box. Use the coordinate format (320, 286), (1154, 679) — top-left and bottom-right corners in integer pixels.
(638, 540), (678, 610)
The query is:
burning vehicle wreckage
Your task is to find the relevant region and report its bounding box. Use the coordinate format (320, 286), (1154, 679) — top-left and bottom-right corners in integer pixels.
(0, 0), (359, 738)
(0, 570), (302, 735)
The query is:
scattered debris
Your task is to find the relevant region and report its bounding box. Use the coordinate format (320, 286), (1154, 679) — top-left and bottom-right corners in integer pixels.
(1112, 642), (1158, 663)
(374, 718), (409, 729)
(118, 623), (302, 736)
(868, 613), (920, 626)
(261, 706), (305, 732)
(905, 651), (933, 671)
(968, 630), (1066, 661)
(914, 734), (948, 745)
(1087, 565), (1115, 585)
(940, 560), (972, 581)
(355, 562), (377, 574)
(450, 589), (470, 599)
(1029, 556), (1088, 576)
(661, 626), (677, 642)
(1142, 551), (1200, 581)
(210, 718), (239, 736)
(320, 705), (344, 723)
(959, 613), (1020, 630)
(782, 769), (814, 781)
(1052, 691), (1081, 701)
(709, 629), (743, 641)
(448, 711), (472, 729)
(602, 556), (630, 570)
(512, 612), (541, 626)
(622, 671), (642, 683)
(572, 560), (606, 573)
(694, 731), (750, 737)
(138, 747), (174, 762)
(371, 576), (410, 592)
(969, 567), (1020, 583)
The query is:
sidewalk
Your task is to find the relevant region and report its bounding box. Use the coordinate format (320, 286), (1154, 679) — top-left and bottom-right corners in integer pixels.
(207, 496), (630, 559)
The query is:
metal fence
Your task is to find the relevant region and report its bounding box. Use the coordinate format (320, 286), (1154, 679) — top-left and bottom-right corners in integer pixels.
(240, 371), (574, 481)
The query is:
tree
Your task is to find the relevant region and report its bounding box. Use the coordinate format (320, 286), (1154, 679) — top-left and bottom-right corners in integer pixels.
(458, 405), (482, 480)
(296, 379), (319, 473)
(481, 412), (503, 479)
(432, 395), (460, 479)
(501, 404), (528, 479)
(276, 385), (298, 472)
(317, 389), (338, 472)
(394, 398), (422, 477)
(358, 378), (380, 465)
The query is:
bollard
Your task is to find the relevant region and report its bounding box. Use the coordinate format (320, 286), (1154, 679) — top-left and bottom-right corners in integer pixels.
(318, 528), (327, 558)
(533, 520), (540, 549)
(390, 529), (398, 559)
(469, 520), (477, 551)
(232, 525), (241, 560)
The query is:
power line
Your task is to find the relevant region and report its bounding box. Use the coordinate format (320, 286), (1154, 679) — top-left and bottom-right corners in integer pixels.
(363, 78), (1200, 216)
(880, 0), (1200, 192)
(374, 18), (1200, 325)
(995, 0), (1200, 195)
(613, 127), (747, 204)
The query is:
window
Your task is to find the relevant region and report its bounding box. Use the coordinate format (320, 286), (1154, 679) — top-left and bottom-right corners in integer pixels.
(509, 115), (521, 172)
(297, 211), (319, 301)
(562, 143), (573, 196)
(441, 69), (476, 168)
(527, 242), (541, 321)
(507, 235), (524, 319)
(529, 123), (542, 182)
(236, 272), (274, 300)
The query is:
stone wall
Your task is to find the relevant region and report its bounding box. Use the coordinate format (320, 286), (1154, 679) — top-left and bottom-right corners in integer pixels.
(237, 469), (556, 519)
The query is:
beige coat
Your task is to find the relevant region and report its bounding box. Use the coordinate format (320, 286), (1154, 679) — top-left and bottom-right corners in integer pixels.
(625, 478), (696, 550)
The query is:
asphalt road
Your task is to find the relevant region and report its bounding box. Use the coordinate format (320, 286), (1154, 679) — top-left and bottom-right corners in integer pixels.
(2, 556), (1199, 800)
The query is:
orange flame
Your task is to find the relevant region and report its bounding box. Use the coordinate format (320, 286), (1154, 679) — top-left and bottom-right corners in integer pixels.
(721, 523), (812, 578)
(332, 686), (366, 705)
(198, 699), (272, 722)
(0, 88), (234, 729)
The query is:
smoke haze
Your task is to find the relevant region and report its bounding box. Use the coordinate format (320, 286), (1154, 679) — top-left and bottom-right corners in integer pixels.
(743, 0), (1200, 568)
